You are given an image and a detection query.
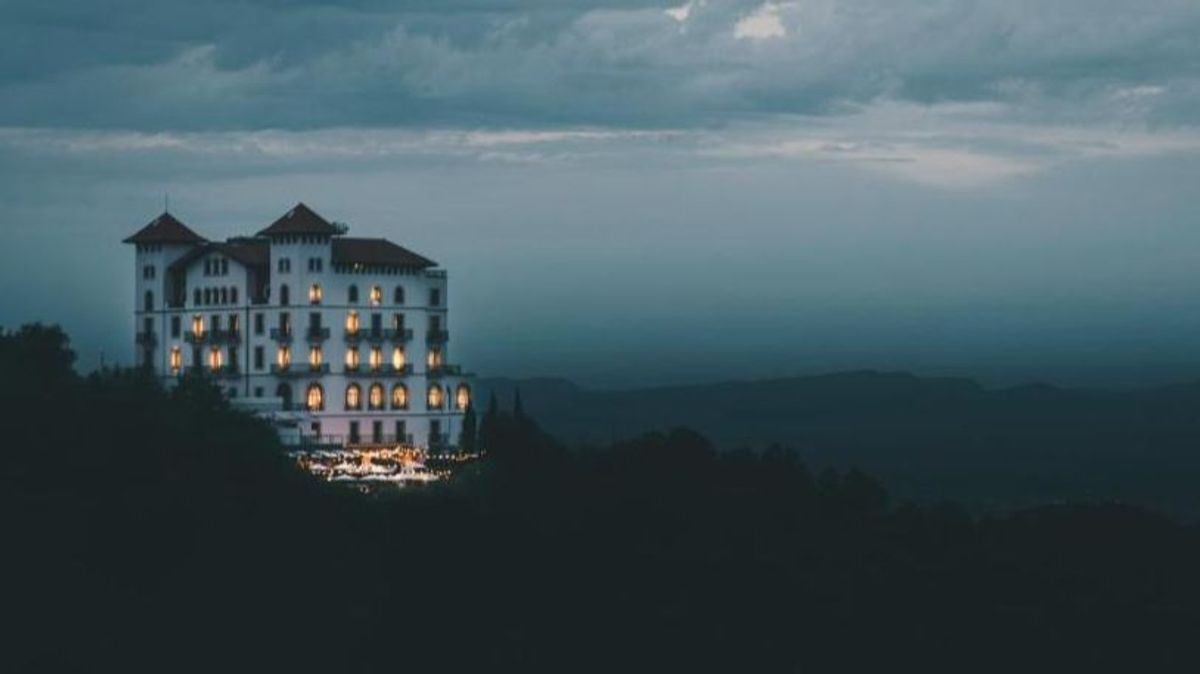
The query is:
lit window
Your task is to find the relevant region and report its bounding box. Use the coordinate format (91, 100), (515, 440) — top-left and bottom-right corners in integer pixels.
(456, 384), (471, 411)
(370, 285), (382, 306)
(427, 348), (443, 368)
(427, 384), (444, 410)
(306, 383), (324, 411)
(309, 284), (323, 304)
(309, 346), (323, 370)
(391, 347), (406, 370)
(345, 347), (360, 370)
(192, 314), (204, 338)
(391, 384), (408, 409)
(277, 345), (291, 369)
(368, 383), (385, 410)
(170, 347), (182, 374)
(209, 347), (223, 371)
(346, 384), (362, 410)
(369, 346), (383, 372)
(345, 311), (359, 334)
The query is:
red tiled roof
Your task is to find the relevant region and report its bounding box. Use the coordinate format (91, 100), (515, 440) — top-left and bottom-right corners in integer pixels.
(255, 202), (342, 237)
(332, 238), (436, 269)
(122, 212), (207, 245)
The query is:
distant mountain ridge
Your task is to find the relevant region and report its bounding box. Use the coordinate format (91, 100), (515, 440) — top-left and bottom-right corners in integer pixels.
(477, 371), (1200, 517)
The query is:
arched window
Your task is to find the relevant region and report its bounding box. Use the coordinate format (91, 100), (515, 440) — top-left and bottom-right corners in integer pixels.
(370, 285), (382, 306)
(368, 383), (385, 410)
(391, 346), (406, 371)
(456, 384), (471, 411)
(345, 346), (360, 371)
(427, 384), (444, 410)
(427, 347), (443, 368)
(279, 284), (290, 306)
(230, 287), (238, 304)
(345, 311), (359, 335)
(143, 290), (154, 312)
(306, 383), (324, 411)
(391, 384), (409, 410)
(393, 286), (404, 305)
(345, 383), (362, 410)
(277, 383), (293, 411)
(309, 283), (323, 304)
(169, 347), (182, 375)
(369, 346), (383, 372)
(348, 285), (359, 304)
(309, 346), (323, 370)
(208, 347), (223, 372)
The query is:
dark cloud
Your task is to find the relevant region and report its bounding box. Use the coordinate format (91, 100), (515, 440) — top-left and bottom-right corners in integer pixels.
(1, 0), (1197, 130)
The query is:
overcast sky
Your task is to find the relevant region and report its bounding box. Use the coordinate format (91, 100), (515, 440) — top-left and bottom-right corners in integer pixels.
(2, 0), (1200, 388)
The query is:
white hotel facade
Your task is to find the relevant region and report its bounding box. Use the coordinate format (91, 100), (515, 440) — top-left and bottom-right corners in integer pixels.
(125, 203), (471, 449)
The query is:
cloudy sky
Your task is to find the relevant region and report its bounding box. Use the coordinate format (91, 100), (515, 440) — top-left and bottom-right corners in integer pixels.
(2, 0), (1200, 388)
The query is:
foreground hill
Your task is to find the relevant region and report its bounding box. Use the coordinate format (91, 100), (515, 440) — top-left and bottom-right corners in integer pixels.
(479, 372), (1200, 516)
(5, 324), (1200, 671)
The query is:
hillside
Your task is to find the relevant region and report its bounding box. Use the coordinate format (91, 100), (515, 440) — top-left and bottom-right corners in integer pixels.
(479, 372), (1200, 516)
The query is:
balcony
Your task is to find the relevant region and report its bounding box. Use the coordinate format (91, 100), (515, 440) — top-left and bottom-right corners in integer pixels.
(212, 365), (240, 378)
(308, 363), (331, 374)
(343, 363), (361, 374)
(426, 329), (449, 344)
(271, 364), (302, 377)
(386, 328), (414, 342)
(184, 329), (240, 344)
(344, 329), (361, 344)
(135, 331), (157, 346)
(427, 364), (461, 378)
(270, 328), (294, 343)
(428, 432), (451, 449)
(305, 327), (330, 343)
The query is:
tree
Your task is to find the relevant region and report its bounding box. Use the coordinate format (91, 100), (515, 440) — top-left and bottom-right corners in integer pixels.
(460, 401), (477, 453)
(479, 391), (499, 454)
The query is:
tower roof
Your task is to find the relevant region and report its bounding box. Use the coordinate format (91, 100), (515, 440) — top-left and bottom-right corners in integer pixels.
(122, 212), (207, 245)
(255, 202), (342, 237)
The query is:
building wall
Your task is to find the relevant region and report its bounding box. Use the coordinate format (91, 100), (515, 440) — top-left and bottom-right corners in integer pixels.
(135, 235), (469, 449)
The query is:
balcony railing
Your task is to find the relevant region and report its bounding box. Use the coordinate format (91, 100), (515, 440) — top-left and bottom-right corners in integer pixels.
(135, 331), (157, 346)
(306, 327), (330, 342)
(386, 328), (414, 342)
(308, 363), (331, 374)
(344, 329), (361, 343)
(271, 364), (302, 376)
(270, 327), (293, 343)
(343, 363), (361, 374)
(426, 329), (449, 344)
(428, 432), (451, 448)
(184, 329), (240, 344)
(427, 364), (461, 378)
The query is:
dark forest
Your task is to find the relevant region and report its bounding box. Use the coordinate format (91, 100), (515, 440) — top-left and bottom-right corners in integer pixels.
(4, 324), (1199, 672)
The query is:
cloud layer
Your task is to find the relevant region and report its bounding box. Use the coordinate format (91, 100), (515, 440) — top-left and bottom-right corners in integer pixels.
(2, 0), (1198, 130)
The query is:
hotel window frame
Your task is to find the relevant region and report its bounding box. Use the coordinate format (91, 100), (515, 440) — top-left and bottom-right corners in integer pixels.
(391, 384), (408, 410)
(345, 383), (362, 411)
(279, 284), (290, 306)
(370, 285), (382, 306)
(306, 383), (324, 411)
(309, 283), (323, 305)
(368, 383), (385, 411)
(393, 286), (404, 305)
(348, 284), (359, 304)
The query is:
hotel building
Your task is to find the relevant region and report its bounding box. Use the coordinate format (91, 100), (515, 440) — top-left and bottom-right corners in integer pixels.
(124, 203), (471, 449)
